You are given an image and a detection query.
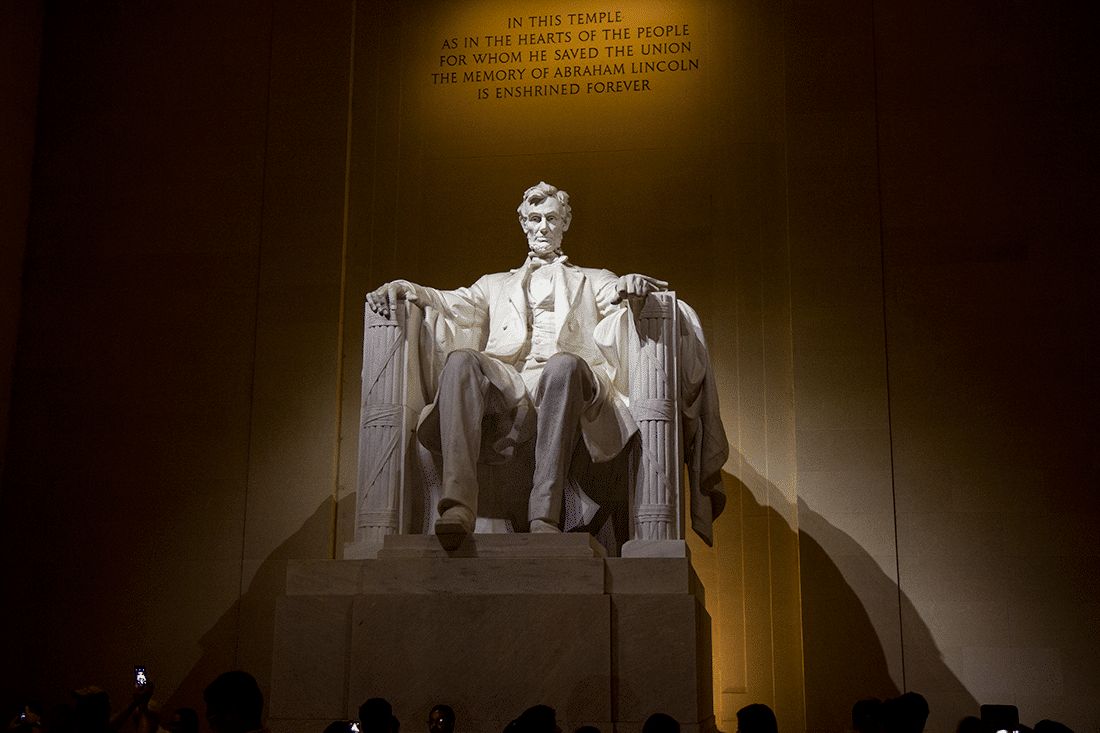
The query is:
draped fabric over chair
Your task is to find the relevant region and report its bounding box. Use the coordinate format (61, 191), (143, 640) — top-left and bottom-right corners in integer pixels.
(348, 291), (727, 559)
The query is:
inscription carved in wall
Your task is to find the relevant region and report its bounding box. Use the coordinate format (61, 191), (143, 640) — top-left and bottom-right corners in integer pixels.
(431, 10), (699, 100)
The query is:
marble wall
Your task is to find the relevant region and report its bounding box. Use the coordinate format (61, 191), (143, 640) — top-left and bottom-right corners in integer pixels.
(1, 1), (1096, 732)
(0, 1), (43, 490)
(787, 2), (1099, 732)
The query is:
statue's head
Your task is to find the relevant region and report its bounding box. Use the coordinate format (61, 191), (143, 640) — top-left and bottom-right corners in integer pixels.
(517, 181), (571, 256)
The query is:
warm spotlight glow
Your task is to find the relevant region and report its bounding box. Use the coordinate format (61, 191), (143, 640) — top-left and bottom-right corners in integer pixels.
(406, 1), (708, 157)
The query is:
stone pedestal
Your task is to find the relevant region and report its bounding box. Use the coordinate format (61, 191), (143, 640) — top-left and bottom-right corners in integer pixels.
(270, 535), (714, 733)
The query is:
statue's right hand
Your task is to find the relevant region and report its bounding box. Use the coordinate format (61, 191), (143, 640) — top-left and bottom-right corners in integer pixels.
(366, 280), (420, 318)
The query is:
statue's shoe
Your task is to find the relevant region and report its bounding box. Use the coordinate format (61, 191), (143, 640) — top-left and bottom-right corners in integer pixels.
(529, 519), (561, 533)
(434, 505), (474, 550)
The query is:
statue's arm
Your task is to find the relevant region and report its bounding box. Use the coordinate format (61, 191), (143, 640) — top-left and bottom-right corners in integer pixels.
(366, 279), (424, 318)
(367, 278), (488, 328)
(610, 272), (669, 305)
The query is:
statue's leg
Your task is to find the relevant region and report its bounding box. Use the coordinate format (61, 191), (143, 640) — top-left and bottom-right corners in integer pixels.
(528, 353), (597, 531)
(435, 349), (489, 538)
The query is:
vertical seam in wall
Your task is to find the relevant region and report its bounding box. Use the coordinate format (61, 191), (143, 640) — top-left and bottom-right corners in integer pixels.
(237, 0), (278, 664)
(869, 0), (907, 691)
(778, 5), (807, 708)
(367, 5), (379, 290)
(390, 2), (404, 277)
(732, 173), (749, 711)
(392, 45), (403, 275)
(331, 0), (357, 561)
(755, 140), (778, 706)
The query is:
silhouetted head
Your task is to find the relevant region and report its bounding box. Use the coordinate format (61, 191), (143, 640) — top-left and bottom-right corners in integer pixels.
(203, 671), (263, 733)
(880, 693), (929, 733)
(428, 706), (455, 733)
(853, 699), (882, 733)
(46, 704), (75, 733)
(1034, 721), (1073, 733)
(358, 699), (392, 733)
(954, 717), (982, 733)
(736, 704), (778, 733)
(515, 706), (558, 733)
(642, 714), (680, 733)
(166, 709), (199, 733)
(71, 688), (111, 733)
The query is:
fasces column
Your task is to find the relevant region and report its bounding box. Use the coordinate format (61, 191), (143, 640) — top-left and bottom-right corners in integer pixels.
(354, 301), (421, 548)
(628, 291), (681, 540)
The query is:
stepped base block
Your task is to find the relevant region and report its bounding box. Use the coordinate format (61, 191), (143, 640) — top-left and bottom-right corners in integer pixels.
(271, 534), (714, 733)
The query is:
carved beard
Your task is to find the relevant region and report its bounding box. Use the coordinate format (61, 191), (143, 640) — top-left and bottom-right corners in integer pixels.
(528, 238), (560, 257)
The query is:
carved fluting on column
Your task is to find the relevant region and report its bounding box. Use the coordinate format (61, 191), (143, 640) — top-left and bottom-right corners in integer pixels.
(628, 291), (681, 541)
(356, 302), (420, 544)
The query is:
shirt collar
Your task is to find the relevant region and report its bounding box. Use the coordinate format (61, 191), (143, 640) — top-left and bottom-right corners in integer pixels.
(525, 251), (568, 269)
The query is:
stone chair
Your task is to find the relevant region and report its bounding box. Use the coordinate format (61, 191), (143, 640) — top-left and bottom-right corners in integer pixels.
(272, 291), (724, 733)
(345, 290), (703, 559)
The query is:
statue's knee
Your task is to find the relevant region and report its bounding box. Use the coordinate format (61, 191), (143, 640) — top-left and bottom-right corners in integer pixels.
(545, 352), (582, 373)
(541, 352), (586, 386)
(441, 349), (482, 381)
(444, 348), (479, 367)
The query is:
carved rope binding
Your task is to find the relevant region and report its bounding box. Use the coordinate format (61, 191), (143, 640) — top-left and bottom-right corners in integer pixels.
(356, 309), (406, 541)
(631, 292), (678, 541)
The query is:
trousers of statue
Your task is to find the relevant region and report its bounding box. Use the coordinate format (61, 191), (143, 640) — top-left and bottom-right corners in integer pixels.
(435, 349), (597, 527)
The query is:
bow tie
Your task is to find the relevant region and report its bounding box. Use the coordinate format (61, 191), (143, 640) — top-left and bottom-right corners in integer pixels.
(526, 252), (567, 269)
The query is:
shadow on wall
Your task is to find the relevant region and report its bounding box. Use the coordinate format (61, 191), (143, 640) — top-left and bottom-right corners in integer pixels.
(796, 495), (978, 729)
(721, 460), (977, 730)
(796, 494), (900, 721)
(164, 475), (976, 730)
(163, 495), (340, 716)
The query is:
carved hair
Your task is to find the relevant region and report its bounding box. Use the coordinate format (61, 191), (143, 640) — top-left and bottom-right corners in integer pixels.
(517, 181), (572, 231)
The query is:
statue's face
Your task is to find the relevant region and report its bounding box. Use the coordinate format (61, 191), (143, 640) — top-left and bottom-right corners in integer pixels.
(522, 197), (566, 256)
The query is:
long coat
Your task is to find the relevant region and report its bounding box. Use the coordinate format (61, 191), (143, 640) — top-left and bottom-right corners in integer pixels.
(412, 256), (639, 464)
